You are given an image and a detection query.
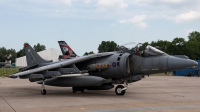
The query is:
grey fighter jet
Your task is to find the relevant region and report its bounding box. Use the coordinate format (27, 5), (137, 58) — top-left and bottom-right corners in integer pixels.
(9, 42), (197, 95)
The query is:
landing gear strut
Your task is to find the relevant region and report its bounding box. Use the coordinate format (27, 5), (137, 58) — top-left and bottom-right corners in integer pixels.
(115, 82), (128, 95)
(41, 80), (46, 95)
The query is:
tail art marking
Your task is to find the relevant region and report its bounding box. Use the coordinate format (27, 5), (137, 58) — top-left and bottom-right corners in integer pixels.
(58, 41), (77, 59)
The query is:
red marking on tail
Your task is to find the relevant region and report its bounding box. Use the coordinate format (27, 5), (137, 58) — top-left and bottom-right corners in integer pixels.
(60, 44), (73, 59)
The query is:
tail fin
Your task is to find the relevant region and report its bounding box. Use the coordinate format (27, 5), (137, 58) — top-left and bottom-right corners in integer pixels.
(58, 41), (78, 59)
(24, 43), (51, 66)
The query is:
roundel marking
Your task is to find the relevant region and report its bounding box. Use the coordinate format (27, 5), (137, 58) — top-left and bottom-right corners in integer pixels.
(112, 62), (116, 67)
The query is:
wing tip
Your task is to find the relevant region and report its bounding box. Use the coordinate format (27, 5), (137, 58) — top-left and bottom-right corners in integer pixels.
(9, 75), (18, 78)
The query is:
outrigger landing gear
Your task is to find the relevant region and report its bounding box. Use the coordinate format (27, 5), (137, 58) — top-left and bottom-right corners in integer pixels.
(41, 80), (46, 95)
(115, 82), (128, 95)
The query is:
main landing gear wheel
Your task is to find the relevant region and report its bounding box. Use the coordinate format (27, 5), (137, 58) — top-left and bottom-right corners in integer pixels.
(81, 89), (84, 93)
(73, 90), (77, 93)
(115, 85), (126, 95)
(41, 80), (46, 95)
(72, 87), (84, 93)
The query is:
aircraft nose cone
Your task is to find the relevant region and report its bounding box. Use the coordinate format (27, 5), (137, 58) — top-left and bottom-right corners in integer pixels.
(168, 56), (198, 71)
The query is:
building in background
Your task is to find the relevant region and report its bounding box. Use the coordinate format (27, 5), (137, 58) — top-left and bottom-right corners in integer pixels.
(16, 48), (62, 67)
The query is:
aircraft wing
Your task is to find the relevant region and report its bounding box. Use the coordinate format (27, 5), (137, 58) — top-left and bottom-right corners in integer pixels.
(9, 52), (114, 78)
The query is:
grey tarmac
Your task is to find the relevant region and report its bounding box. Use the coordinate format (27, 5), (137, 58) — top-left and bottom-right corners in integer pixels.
(0, 76), (200, 112)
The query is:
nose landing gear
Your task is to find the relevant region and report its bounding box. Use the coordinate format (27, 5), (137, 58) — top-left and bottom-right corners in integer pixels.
(115, 82), (129, 95)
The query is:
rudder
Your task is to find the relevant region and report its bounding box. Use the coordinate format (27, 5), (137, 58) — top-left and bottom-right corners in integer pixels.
(58, 41), (78, 59)
(24, 43), (51, 66)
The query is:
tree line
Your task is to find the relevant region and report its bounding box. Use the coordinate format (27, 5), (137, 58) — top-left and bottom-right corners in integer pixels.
(96, 31), (200, 60)
(0, 43), (46, 63)
(1, 31), (200, 63)
(147, 31), (200, 60)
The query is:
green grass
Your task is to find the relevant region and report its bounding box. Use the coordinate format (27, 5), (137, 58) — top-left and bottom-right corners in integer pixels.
(0, 68), (19, 77)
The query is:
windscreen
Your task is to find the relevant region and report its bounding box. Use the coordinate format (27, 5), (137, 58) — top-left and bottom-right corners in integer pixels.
(144, 46), (165, 56)
(118, 42), (142, 54)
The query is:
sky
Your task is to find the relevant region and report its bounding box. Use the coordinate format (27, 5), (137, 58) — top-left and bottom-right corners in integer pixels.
(1, 0), (200, 56)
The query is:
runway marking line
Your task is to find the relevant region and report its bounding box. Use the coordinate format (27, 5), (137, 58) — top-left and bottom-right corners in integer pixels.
(0, 94), (16, 112)
(90, 105), (200, 112)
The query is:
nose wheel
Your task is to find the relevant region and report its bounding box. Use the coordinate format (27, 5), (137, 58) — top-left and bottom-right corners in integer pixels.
(115, 85), (126, 95)
(41, 80), (46, 95)
(115, 82), (128, 95)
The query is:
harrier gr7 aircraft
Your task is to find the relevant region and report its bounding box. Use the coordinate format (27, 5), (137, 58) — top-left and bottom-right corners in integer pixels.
(9, 42), (197, 95)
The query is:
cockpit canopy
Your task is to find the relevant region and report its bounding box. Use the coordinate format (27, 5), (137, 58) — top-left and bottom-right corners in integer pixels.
(144, 46), (165, 56)
(117, 42), (166, 57)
